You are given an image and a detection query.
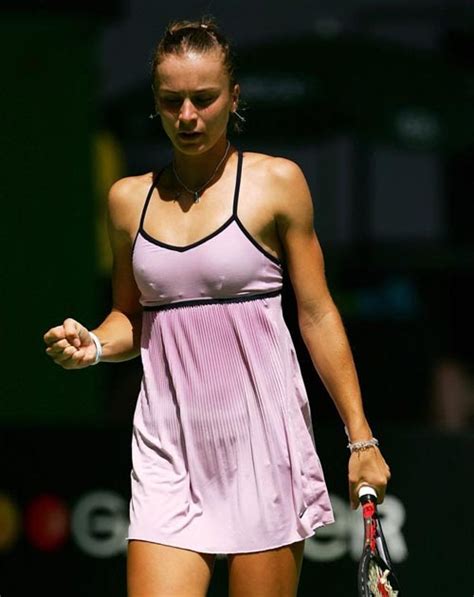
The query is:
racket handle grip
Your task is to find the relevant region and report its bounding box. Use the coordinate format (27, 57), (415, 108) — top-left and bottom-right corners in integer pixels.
(358, 485), (378, 500)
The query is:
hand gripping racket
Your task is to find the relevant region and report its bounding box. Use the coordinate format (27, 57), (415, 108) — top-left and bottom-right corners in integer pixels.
(357, 486), (400, 596)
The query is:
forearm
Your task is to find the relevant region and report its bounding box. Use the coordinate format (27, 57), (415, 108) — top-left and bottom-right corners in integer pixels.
(91, 308), (142, 362)
(299, 306), (373, 441)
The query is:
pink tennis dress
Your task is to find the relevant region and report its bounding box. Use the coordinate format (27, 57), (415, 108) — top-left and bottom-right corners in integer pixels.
(127, 151), (335, 554)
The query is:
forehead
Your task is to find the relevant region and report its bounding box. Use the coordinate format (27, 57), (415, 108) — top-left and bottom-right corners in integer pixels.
(156, 49), (228, 91)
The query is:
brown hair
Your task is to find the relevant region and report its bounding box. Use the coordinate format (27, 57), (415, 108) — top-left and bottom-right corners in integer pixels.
(151, 16), (243, 133)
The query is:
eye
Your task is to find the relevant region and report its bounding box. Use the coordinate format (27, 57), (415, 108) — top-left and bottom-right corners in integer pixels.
(193, 96), (215, 107)
(160, 97), (182, 107)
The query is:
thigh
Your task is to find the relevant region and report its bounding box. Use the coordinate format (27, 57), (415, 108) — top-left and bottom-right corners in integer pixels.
(127, 539), (216, 597)
(227, 539), (305, 597)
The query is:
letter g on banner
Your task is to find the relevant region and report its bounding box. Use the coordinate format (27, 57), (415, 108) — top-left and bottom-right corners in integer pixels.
(71, 491), (128, 557)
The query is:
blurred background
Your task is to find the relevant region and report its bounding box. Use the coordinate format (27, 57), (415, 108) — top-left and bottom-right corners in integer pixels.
(1, 0), (473, 595)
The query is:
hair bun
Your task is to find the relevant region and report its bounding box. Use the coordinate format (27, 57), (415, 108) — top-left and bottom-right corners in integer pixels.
(166, 17), (218, 36)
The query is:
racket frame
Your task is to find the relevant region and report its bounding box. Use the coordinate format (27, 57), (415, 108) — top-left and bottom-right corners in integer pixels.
(357, 486), (400, 596)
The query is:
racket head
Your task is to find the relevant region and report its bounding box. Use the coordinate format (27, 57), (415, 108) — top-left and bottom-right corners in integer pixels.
(358, 546), (400, 596)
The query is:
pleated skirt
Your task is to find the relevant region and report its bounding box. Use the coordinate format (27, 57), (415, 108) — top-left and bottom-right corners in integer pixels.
(127, 293), (335, 554)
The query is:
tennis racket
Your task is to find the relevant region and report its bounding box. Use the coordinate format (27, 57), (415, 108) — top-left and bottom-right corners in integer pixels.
(357, 486), (400, 596)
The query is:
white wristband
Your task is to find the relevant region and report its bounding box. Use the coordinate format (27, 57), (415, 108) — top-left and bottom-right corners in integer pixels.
(88, 331), (103, 366)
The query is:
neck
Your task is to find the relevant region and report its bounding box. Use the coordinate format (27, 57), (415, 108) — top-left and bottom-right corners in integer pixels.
(172, 137), (231, 189)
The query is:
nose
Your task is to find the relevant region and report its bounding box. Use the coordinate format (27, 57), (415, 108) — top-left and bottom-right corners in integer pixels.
(179, 98), (197, 125)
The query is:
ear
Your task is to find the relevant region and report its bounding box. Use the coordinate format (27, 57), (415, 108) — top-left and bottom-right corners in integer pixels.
(231, 83), (240, 111)
(151, 83), (158, 112)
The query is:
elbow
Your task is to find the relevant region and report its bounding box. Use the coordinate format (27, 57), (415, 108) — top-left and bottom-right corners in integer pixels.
(297, 300), (339, 334)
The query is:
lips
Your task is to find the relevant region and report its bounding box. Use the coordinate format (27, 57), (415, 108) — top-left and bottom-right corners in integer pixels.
(178, 131), (202, 139)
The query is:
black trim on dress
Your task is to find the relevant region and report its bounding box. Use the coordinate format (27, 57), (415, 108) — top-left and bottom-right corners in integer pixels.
(133, 150), (283, 267)
(143, 287), (282, 312)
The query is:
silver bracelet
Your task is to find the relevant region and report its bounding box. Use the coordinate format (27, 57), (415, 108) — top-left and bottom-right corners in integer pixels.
(347, 437), (379, 453)
(88, 331), (103, 366)
(344, 426), (379, 453)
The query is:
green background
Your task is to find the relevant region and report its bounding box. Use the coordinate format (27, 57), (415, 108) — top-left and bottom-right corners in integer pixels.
(1, 16), (104, 424)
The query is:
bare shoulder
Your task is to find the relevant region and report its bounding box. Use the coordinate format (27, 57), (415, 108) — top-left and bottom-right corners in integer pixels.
(243, 151), (313, 225)
(107, 172), (154, 235)
(243, 151), (304, 179)
(108, 172), (152, 213)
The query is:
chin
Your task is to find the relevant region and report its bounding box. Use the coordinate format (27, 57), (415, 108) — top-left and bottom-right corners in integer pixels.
(174, 142), (206, 155)
(173, 130), (227, 151)
(174, 138), (217, 155)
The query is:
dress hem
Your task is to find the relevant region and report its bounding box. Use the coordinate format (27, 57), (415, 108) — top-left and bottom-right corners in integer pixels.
(126, 516), (336, 555)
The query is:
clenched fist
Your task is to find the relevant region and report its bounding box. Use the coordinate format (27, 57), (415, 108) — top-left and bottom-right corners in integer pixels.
(43, 318), (99, 369)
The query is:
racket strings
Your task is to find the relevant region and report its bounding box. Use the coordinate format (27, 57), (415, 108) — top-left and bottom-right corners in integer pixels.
(367, 560), (399, 597)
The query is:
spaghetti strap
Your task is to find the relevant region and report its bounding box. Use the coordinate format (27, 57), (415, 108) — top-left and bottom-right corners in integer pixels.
(232, 150), (243, 218)
(131, 167), (166, 253)
(139, 167), (166, 231)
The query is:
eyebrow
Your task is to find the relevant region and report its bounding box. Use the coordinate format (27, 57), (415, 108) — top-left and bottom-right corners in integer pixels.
(159, 87), (221, 94)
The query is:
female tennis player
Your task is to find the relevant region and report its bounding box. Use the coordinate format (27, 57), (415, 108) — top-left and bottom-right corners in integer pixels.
(43, 17), (391, 597)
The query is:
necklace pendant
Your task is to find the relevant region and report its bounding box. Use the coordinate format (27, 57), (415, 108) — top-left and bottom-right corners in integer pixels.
(172, 140), (231, 205)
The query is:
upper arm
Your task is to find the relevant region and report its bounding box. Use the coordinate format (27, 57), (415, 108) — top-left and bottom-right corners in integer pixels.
(273, 159), (335, 325)
(107, 177), (143, 317)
